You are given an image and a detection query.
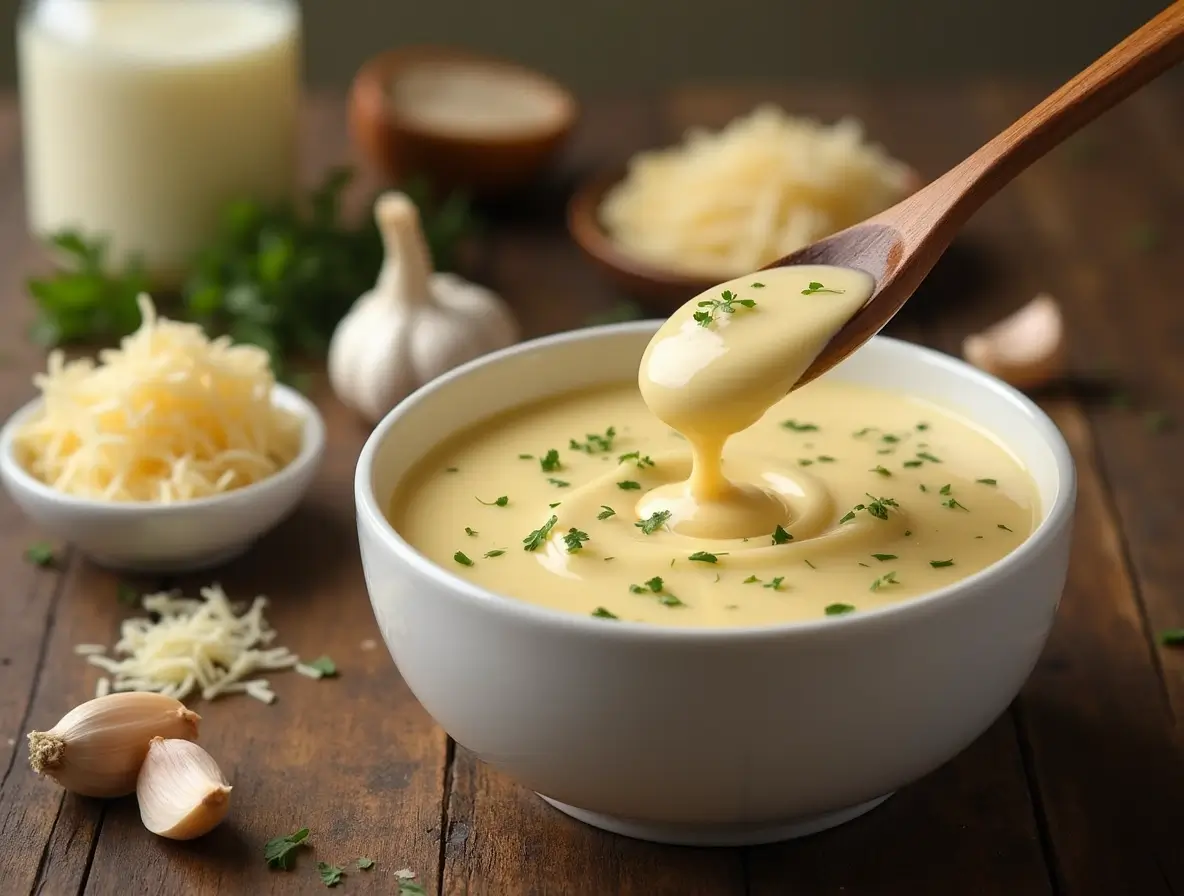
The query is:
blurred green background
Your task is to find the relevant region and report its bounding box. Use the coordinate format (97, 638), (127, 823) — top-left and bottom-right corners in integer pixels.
(0, 0), (1174, 90)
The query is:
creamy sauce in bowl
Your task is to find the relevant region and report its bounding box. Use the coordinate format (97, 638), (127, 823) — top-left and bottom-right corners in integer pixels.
(390, 265), (1039, 627)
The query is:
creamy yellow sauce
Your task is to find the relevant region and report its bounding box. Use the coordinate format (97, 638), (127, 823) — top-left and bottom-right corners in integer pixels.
(390, 267), (1037, 627)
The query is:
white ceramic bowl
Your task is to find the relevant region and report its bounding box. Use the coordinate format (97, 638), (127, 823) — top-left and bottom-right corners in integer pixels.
(355, 324), (1076, 847)
(0, 384), (325, 574)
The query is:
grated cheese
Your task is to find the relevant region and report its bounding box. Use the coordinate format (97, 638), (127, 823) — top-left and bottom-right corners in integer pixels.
(600, 105), (912, 277)
(83, 583), (300, 703)
(13, 294), (303, 502)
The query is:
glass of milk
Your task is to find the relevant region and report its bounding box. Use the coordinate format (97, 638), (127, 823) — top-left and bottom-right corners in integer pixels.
(18, 0), (302, 286)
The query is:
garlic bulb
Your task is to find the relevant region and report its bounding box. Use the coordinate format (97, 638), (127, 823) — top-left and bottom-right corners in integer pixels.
(962, 293), (1065, 391)
(137, 737), (232, 840)
(327, 191), (519, 423)
(27, 692), (200, 798)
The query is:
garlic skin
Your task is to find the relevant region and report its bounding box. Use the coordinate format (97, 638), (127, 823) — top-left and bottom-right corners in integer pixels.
(327, 191), (519, 423)
(27, 692), (200, 798)
(962, 294), (1066, 391)
(137, 737), (232, 840)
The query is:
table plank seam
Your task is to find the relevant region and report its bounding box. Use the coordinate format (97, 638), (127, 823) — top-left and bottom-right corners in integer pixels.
(437, 736), (458, 896)
(28, 790), (66, 896)
(72, 802), (105, 896)
(1011, 702), (1065, 896)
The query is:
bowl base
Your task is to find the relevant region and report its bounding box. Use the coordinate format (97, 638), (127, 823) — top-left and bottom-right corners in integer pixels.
(86, 540), (255, 575)
(537, 792), (893, 847)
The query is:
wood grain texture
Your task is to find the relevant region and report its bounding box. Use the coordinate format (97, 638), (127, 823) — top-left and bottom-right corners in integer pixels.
(0, 86), (1180, 895)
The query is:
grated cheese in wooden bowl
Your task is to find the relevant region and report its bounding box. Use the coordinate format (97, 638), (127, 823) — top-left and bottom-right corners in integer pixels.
(12, 294), (303, 502)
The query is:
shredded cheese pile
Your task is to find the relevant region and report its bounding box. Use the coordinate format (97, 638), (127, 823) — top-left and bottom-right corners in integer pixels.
(82, 584), (300, 704)
(599, 105), (912, 277)
(14, 294), (303, 502)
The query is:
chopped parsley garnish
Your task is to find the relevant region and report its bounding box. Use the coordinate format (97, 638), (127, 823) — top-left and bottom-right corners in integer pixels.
(635, 510), (672, 534)
(930, 559), (955, 568)
(881, 434), (901, 444)
(870, 571), (900, 591)
(629, 576), (684, 606)
(998, 523), (1014, 532)
(1160, 629), (1184, 646)
(781, 420), (819, 432)
(562, 528), (590, 553)
(919, 484), (928, 492)
(356, 858), (375, 871)
(976, 478), (997, 485)
(771, 525), (793, 545)
(688, 551), (723, 563)
(518, 453), (534, 459)
(453, 551), (474, 566)
(871, 553), (897, 561)
(939, 484), (952, 495)
(464, 527), (478, 537)
(547, 478), (570, 488)
(617, 480), (642, 490)
(397, 874), (429, 896)
(484, 549), (505, 558)
(692, 289), (757, 327)
(570, 427), (617, 453)
(539, 449), (561, 472)
(618, 451), (656, 468)
(763, 577), (785, 591)
(852, 427), (878, 438)
(477, 495), (509, 507)
(876, 448), (894, 455)
(916, 422), (930, 431)
(916, 451), (942, 463)
(943, 498), (968, 511)
(743, 575), (761, 584)
(904, 529), (912, 536)
(799, 459), (814, 466)
(903, 460), (923, 468)
(522, 515), (558, 551)
(591, 607), (619, 619)
(264, 828), (310, 870)
(549, 502), (561, 508)
(817, 455), (836, 462)
(597, 505), (616, 520)
(658, 593), (686, 607)
(801, 281), (844, 295)
(825, 603), (856, 615)
(318, 862), (345, 887)
(870, 465), (892, 477)
(804, 559), (817, 569)
(24, 542), (55, 567)
(751, 281), (765, 288)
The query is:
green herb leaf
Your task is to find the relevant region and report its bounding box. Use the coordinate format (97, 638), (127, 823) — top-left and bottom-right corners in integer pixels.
(635, 511), (671, 535)
(24, 543), (55, 567)
(916, 451), (942, 463)
(751, 282), (765, 288)
(518, 453), (534, 459)
(464, 527), (478, 537)
(484, 549), (505, 558)
(825, 603), (856, 615)
(570, 427), (617, 453)
(870, 571), (900, 591)
(597, 505), (616, 520)
(477, 495), (509, 507)
(916, 422), (930, 431)
(771, 525), (793, 545)
(871, 553), (897, 561)
(317, 862), (345, 887)
(870, 465), (892, 477)
(943, 498), (968, 511)
(356, 857), (375, 871)
(617, 451), (656, 468)
(264, 828), (310, 870)
(939, 484), (952, 495)
(688, 551), (722, 563)
(743, 575), (761, 584)
(902, 460), (923, 468)
(817, 455), (836, 463)
(562, 528), (590, 553)
(763, 576), (785, 591)
(781, 420), (819, 432)
(997, 523), (1014, 532)
(397, 873), (429, 896)
(1160, 629), (1184, 646)
(453, 551), (474, 566)
(692, 289), (758, 327)
(304, 655), (337, 677)
(929, 559), (955, 568)
(976, 478), (997, 486)
(539, 449), (561, 472)
(547, 478), (570, 488)
(801, 281), (845, 295)
(591, 607), (619, 619)
(617, 480), (642, 490)
(523, 515), (558, 551)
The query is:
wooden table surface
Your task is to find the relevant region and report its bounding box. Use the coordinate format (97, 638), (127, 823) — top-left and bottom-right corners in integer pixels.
(0, 83), (1182, 895)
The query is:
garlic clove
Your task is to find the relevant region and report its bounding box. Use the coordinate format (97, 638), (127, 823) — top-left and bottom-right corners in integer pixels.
(962, 293), (1066, 391)
(137, 737), (232, 840)
(27, 692), (200, 798)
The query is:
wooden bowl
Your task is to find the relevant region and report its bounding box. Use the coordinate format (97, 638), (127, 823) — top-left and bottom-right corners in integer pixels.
(568, 165), (926, 313)
(349, 46), (579, 198)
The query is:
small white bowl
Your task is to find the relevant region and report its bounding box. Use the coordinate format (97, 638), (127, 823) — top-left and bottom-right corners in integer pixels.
(0, 384), (326, 574)
(355, 324), (1076, 847)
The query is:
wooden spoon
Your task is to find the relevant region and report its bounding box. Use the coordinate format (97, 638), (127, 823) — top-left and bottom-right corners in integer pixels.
(783, 0), (1184, 390)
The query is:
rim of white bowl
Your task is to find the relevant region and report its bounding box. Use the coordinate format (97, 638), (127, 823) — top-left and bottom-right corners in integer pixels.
(355, 321), (1077, 642)
(0, 383), (326, 513)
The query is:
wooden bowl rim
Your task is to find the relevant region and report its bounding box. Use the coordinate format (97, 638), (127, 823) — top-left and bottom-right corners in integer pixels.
(352, 45), (580, 147)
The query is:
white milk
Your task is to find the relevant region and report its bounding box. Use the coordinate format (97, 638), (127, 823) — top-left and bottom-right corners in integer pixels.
(18, 0), (301, 285)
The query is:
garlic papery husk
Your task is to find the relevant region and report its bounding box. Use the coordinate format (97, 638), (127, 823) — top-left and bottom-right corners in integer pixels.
(27, 692), (201, 798)
(962, 294), (1066, 391)
(327, 191), (519, 424)
(137, 737), (232, 840)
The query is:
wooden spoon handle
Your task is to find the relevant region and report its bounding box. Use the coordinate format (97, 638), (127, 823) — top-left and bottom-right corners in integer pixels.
(898, 0), (1184, 239)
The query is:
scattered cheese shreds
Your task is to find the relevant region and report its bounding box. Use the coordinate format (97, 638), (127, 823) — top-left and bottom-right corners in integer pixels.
(13, 294), (303, 502)
(81, 583), (299, 703)
(94, 677), (110, 698)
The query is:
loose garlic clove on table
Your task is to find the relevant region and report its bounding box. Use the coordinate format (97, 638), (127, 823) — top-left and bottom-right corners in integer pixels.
(27, 692), (200, 798)
(137, 737), (232, 840)
(962, 293), (1066, 391)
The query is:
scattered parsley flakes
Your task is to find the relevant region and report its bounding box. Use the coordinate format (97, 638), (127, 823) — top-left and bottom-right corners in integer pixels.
(919, 484), (928, 492)
(635, 510), (671, 534)
(562, 528), (590, 553)
(597, 505), (616, 520)
(398, 876), (429, 896)
(976, 478), (997, 486)
(318, 862), (345, 887)
(852, 427), (878, 438)
(692, 289), (757, 327)
(825, 603), (856, 615)
(688, 551), (722, 563)
(570, 427), (617, 453)
(870, 571), (900, 591)
(522, 515), (558, 551)
(300, 655), (337, 678)
(904, 529), (912, 536)
(477, 495), (509, 507)
(356, 857), (375, 871)
(743, 575), (761, 584)
(549, 502), (561, 508)
(750, 281), (765, 288)
(864, 494), (898, 520)
(870, 465), (892, 477)
(801, 281), (844, 295)
(916, 422), (930, 431)
(930, 559), (955, 568)
(453, 551), (474, 566)
(939, 484), (952, 495)
(871, 553), (897, 561)
(518, 453), (534, 459)
(618, 451), (656, 468)
(465, 527), (478, 537)
(763, 577), (785, 591)
(658, 593), (686, 607)
(771, 525), (793, 545)
(1161, 629), (1184, 646)
(916, 451), (942, 463)
(617, 480), (642, 490)
(998, 523), (1014, 532)
(804, 559), (817, 569)
(943, 498), (969, 511)
(591, 607), (619, 619)
(903, 460), (923, 468)
(629, 576), (684, 606)
(484, 549), (505, 558)
(24, 542), (55, 567)
(799, 458), (814, 466)
(817, 455), (836, 462)
(881, 434), (901, 444)
(781, 420), (819, 432)
(539, 449), (561, 472)
(264, 828), (310, 870)
(547, 478), (570, 488)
